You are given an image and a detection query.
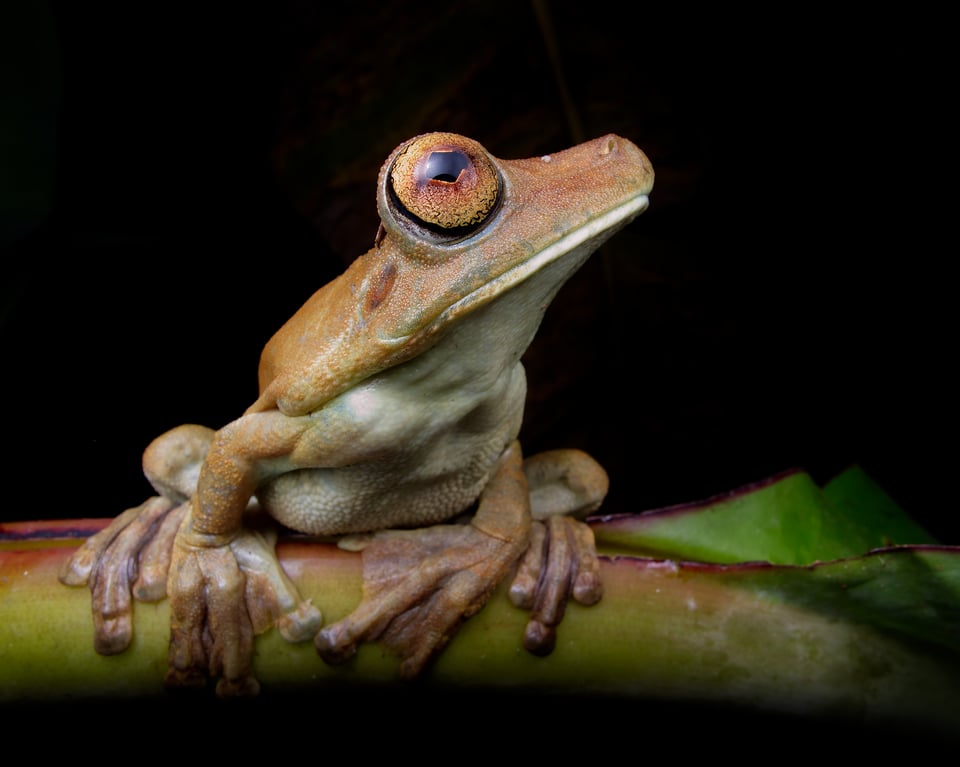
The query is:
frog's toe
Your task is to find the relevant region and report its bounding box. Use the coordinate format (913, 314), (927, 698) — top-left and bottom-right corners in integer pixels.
(277, 601), (323, 642)
(215, 676), (261, 697)
(316, 523), (522, 677)
(133, 499), (190, 601)
(314, 621), (361, 665)
(509, 515), (602, 656)
(230, 524), (323, 638)
(166, 538), (256, 694)
(60, 495), (180, 653)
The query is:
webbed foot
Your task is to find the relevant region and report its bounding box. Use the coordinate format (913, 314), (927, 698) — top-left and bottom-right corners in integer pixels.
(59, 495), (187, 654)
(61, 423), (322, 694)
(315, 441), (607, 677)
(315, 441), (531, 677)
(315, 520), (525, 678)
(59, 423), (217, 653)
(510, 447), (606, 653)
(164, 516), (322, 697)
(508, 514), (602, 655)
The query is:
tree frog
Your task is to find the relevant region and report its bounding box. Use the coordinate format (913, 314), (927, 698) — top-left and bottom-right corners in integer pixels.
(60, 131), (654, 696)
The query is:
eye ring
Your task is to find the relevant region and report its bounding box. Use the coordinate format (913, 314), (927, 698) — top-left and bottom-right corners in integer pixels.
(387, 133), (501, 237)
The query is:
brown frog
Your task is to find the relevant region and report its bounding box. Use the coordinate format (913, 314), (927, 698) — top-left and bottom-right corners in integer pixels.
(60, 131), (654, 695)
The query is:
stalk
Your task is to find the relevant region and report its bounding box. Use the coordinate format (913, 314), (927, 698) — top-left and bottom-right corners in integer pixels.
(2, 517), (958, 737)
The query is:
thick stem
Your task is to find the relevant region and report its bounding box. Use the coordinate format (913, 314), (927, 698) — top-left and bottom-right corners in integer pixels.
(1, 518), (958, 739)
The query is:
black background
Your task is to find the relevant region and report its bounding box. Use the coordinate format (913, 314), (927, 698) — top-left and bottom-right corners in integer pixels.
(1, 1), (956, 742)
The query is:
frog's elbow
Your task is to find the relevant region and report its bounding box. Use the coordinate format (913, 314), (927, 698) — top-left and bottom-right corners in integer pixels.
(245, 389), (278, 415)
(248, 376), (323, 416)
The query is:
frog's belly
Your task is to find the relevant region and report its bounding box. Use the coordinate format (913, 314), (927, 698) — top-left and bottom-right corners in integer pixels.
(256, 449), (500, 535)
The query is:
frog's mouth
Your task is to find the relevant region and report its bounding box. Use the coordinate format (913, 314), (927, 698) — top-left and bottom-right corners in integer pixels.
(385, 192), (650, 345)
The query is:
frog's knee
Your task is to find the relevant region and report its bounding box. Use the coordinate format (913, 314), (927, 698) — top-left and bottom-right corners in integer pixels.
(523, 448), (609, 520)
(143, 423), (216, 501)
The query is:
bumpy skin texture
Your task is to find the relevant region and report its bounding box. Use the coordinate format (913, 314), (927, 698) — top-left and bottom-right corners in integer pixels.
(60, 132), (654, 695)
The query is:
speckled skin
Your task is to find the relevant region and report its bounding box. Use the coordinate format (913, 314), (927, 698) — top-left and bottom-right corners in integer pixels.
(60, 132), (654, 695)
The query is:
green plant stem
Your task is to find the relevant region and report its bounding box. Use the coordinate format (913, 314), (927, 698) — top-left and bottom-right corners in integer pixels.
(1, 520), (959, 736)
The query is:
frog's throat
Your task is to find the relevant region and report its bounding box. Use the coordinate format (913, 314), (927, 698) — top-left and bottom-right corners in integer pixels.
(385, 192), (650, 345)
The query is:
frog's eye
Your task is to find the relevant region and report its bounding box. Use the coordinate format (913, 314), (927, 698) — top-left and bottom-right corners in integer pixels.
(387, 134), (501, 239)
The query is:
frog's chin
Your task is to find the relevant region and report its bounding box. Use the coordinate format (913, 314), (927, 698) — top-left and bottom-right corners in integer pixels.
(382, 193), (649, 346)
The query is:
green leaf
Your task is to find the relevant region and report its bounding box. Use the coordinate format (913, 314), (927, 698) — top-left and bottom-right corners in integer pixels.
(821, 464), (937, 547)
(591, 466), (938, 565)
(587, 465), (959, 695)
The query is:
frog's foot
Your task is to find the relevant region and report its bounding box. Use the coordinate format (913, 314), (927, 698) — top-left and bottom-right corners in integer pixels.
(164, 519), (322, 697)
(59, 495), (189, 654)
(315, 520), (526, 678)
(508, 447), (607, 654)
(508, 515), (602, 655)
(316, 440), (532, 678)
(58, 424), (217, 654)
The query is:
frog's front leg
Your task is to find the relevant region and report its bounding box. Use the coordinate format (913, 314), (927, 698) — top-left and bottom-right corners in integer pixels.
(316, 441), (607, 677)
(61, 419), (320, 693)
(162, 412), (322, 695)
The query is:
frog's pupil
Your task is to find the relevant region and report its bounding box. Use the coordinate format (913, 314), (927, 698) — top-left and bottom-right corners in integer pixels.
(423, 150), (469, 183)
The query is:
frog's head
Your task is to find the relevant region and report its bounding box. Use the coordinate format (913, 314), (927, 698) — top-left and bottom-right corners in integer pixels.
(255, 132), (653, 416)
(371, 132), (654, 344)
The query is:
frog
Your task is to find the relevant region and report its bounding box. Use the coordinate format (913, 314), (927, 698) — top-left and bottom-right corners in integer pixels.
(60, 131), (654, 696)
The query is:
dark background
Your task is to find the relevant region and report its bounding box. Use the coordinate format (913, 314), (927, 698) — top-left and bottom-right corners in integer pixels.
(4, 2), (953, 538)
(1, 1), (956, 741)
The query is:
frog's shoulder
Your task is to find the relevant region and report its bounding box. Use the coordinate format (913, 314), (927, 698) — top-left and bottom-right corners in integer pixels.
(248, 248), (421, 417)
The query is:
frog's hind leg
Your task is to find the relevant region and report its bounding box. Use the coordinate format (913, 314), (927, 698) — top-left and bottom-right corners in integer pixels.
(58, 424), (215, 654)
(523, 448), (609, 521)
(508, 448), (608, 655)
(59, 495), (187, 653)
